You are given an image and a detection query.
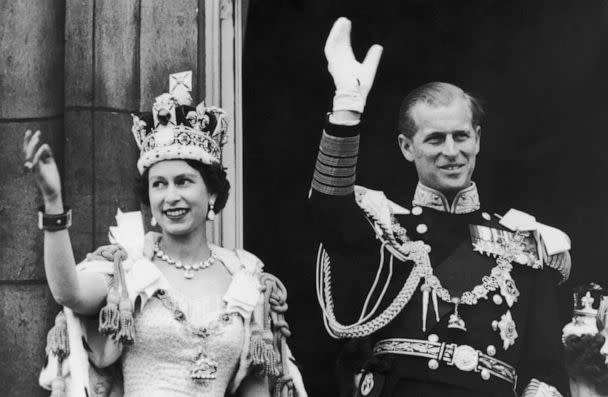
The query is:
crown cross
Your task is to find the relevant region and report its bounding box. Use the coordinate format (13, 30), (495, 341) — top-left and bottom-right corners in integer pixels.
(581, 292), (594, 309)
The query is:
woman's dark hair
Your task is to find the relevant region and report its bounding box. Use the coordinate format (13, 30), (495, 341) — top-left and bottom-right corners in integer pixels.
(136, 160), (230, 213)
(563, 333), (608, 394)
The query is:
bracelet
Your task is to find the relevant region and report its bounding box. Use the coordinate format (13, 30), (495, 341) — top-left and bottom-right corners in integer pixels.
(38, 206), (72, 231)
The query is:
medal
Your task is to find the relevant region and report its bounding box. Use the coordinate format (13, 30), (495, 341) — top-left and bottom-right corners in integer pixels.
(447, 298), (467, 331)
(191, 348), (218, 382)
(495, 310), (518, 350)
(498, 275), (519, 307)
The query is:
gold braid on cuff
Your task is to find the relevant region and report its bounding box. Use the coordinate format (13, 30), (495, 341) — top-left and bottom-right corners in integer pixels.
(312, 132), (359, 196)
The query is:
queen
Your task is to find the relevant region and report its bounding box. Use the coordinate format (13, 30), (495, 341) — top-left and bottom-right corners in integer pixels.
(25, 72), (306, 397)
(562, 286), (608, 397)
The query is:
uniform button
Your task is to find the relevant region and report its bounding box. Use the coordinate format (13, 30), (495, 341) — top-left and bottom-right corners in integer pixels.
(481, 369), (491, 380)
(427, 334), (439, 343)
(482, 212), (491, 221)
(491, 320), (499, 331)
(360, 373), (374, 396)
(412, 206), (423, 216)
(416, 224), (428, 234)
(493, 294), (503, 305)
(428, 359), (439, 370)
(486, 345), (496, 356)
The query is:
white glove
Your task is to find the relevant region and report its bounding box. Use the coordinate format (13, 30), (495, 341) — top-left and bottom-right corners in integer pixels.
(324, 17), (383, 113)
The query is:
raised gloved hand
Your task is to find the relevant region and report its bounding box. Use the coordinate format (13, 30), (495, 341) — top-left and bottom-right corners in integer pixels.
(325, 17), (383, 113)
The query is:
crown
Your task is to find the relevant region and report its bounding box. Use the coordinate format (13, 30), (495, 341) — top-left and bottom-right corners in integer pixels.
(131, 71), (228, 174)
(562, 283), (606, 341)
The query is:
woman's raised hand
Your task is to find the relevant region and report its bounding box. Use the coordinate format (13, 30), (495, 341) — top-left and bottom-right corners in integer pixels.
(324, 17), (383, 113)
(23, 129), (63, 206)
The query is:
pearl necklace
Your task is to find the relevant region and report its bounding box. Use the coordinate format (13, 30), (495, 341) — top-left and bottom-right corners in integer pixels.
(153, 242), (217, 279)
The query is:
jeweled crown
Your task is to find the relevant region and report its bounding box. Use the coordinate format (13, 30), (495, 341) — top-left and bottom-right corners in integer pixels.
(131, 71), (228, 174)
(562, 283), (607, 341)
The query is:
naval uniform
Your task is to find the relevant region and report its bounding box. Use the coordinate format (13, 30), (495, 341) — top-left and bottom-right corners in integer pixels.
(310, 121), (571, 397)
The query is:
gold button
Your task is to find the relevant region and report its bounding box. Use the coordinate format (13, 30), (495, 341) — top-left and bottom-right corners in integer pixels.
(416, 224), (428, 234)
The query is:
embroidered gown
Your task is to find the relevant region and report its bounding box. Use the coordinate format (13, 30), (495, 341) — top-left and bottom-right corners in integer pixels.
(39, 234), (281, 397)
(121, 285), (245, 397)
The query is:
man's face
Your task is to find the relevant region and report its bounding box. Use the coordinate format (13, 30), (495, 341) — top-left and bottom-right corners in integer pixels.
(398, 97), (481, 195)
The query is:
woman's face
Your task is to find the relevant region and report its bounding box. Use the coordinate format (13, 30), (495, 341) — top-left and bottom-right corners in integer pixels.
(148, 160), (215, 237)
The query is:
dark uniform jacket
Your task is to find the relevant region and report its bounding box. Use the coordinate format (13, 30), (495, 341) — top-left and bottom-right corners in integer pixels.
(310, 121), (571, 397)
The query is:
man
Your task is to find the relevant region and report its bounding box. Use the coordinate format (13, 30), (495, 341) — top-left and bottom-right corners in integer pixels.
(311, 18), (571, 397)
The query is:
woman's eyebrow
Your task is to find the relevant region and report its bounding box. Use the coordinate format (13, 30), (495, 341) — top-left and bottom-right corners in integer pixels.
(174, 172), (199, 178)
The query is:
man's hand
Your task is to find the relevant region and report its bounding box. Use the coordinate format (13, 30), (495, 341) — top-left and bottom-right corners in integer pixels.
(325, 17), (383, 113)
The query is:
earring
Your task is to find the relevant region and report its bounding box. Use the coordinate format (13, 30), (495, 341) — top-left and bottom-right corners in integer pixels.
(151, 216), (157, 227)
(207, 203), (216, 221)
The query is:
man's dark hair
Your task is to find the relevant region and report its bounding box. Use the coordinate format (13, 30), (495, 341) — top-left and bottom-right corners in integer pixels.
(397, 82), (484, 138)
(136, 160), (230, 212)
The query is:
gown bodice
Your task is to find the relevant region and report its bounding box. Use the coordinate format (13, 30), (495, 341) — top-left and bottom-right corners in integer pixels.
(122, 288), (244, 397)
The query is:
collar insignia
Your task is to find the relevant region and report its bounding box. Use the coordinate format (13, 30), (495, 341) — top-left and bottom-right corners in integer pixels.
(412, 182), (480, 214)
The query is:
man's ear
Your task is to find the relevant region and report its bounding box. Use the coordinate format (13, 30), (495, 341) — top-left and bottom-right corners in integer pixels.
(398, 134), (415, 162)
(474, 125), (481, 155)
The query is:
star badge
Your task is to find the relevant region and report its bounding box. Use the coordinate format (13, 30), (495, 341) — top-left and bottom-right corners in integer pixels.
(497, 310), (518, 350)
(498, 275), (519, 307)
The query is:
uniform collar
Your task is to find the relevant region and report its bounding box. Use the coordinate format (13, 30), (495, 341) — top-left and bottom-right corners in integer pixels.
(412, 182), (480, 214)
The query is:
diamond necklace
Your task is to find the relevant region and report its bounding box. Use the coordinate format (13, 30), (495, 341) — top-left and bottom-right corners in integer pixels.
(153, 242), (218, 279)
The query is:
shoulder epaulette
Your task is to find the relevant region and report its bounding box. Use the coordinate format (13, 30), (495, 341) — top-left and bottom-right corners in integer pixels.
(498, 208), (571, 283)
(353, 185), (410, 244)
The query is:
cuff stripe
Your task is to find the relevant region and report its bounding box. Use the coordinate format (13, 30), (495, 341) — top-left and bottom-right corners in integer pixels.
(311, 179), (354, 196)
(317, 151), (358, 167)
(313, 171), (356, 187)
(315, 161), (356, 177)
